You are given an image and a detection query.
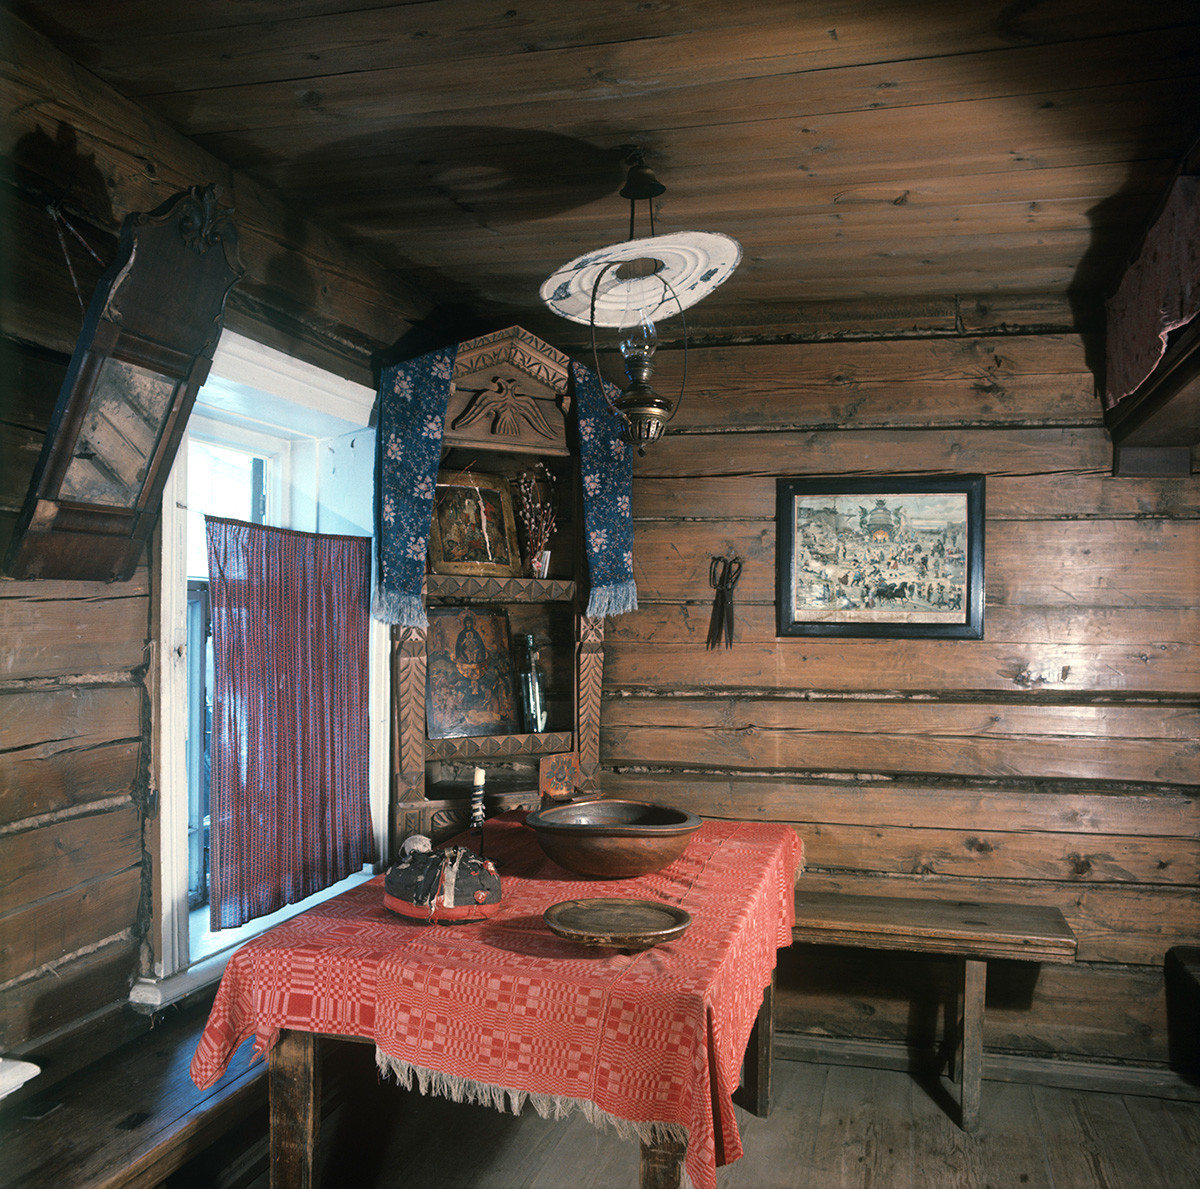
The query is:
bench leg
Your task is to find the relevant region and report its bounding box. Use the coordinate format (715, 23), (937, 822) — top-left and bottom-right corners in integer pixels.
(957, 958), (986, 1132)
(269, 1030), (321, 1189)
(640, 1132), (687, 1189)
(737, 972), (775, 1117)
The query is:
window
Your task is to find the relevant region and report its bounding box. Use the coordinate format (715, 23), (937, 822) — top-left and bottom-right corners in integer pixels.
(184, 440), (268, 934)
(133, 333), (388, 1006)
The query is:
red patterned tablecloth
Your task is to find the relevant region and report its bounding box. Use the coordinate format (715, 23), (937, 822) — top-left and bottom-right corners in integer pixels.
(191, 813), (801, 1189)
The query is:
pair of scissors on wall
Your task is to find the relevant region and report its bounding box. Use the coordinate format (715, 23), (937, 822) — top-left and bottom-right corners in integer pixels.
(706, 555), (743, 649)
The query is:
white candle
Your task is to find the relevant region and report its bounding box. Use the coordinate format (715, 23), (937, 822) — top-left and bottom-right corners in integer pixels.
(470, 767), (486, 844)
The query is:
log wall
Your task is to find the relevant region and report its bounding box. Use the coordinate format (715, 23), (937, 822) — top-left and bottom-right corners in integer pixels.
(604, 332), (1200, 1069)
(0, 17), (436, 1071)
(0, 574), (149, 1053)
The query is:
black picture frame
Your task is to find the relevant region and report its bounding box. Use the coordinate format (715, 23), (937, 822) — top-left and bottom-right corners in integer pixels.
(776, 475), (985, 639)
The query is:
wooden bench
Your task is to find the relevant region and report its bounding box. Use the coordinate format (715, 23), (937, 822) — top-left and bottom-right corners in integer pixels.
(790, 891), (1077, 1130)
(0, 1006), (266, 1189)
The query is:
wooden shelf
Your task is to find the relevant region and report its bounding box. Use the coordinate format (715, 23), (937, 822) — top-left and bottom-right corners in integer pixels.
(425, 574), (576, 603)
(426, 775), (539, 800)
(425, 730), (575, 761)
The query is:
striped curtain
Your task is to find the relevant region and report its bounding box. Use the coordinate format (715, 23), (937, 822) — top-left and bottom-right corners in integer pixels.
(206, 516), (375, 930)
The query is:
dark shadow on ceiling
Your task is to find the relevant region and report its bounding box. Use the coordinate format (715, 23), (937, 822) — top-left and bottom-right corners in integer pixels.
(278, 127), (628, 229)
(277, 128), (630, 351)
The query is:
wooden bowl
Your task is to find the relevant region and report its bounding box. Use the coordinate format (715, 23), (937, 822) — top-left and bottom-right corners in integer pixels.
(524, 799), (702, 878)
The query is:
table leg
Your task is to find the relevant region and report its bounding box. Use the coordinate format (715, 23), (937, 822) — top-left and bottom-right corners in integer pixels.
(640, 1133), (687, 1189)
(737, 972), (775, 1117)
(957, 958), (986, 1132)
(269, 1030), (321, 1189)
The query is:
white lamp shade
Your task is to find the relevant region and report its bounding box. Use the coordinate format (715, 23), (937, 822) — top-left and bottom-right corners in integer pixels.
(540, 231), (741, 327)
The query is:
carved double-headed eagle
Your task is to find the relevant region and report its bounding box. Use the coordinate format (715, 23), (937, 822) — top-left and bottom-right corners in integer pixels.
(451, 376), (556, 441)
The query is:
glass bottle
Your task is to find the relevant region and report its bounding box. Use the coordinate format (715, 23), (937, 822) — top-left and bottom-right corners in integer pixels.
(517, 633), (547, 733)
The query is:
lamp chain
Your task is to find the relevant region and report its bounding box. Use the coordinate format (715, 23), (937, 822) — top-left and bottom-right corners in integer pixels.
(627, 197), (657, 241)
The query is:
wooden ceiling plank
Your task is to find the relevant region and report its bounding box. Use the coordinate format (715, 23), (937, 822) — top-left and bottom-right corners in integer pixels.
(487, 274), (1088, 320)
(174, 85), (1196, 240)
(33, 3), (1198, 108)
(342, 196), (1137, 256)
(11, 2), (869, 92)
(611, 85), (1199, 177)
(363, 218), (1119, 273)
(5, 1), (411, 41)
(125, 26), (1200, 141)
(534, 291), (1082, 348)
(239, 144), (1145, 203)
(267, 161), (1160, 249)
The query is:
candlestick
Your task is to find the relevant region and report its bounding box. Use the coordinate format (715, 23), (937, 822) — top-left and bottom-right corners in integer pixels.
(471, 766), (486, 856)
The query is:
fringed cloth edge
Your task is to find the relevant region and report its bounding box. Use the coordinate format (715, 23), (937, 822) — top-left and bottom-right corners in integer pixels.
(375, 1048), (692, 1182)
(586, 578), (638, 619)
(370, 586), (428, 630)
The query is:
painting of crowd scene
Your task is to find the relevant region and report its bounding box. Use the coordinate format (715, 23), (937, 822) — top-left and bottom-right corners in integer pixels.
(789, 491), (972, 626)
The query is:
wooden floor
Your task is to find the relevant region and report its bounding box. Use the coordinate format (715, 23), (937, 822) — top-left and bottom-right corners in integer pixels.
(225, 1049), (1200, 1189)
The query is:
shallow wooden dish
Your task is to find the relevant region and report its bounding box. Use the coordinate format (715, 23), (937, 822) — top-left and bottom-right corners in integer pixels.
(544, 898), (692, 951)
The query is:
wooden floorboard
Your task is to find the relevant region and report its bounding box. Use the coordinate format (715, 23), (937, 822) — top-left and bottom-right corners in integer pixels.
(958, 1080), (1052, 1189)
(804, 1065), (906, 1188)
(1031, 1085), (1175, 1189)
(719, 1062), (827, 1189)
(1120, 1094), (1200, 1189)
(230, 1046), (1200, 1189)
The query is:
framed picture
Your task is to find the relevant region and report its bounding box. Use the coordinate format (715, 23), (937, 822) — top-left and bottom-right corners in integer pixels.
(425, 606), (520, 738)
(429, 470), (522, 577)
(776, 476), (985, 639)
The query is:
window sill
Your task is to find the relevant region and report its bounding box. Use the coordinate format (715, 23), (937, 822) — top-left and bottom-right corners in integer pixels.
(131, 868), (378, 1012)
(130, 952), (232, 1012)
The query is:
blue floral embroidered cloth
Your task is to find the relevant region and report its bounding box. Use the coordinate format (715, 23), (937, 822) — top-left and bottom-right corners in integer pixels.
(372, 348), (636, 626)
(571, 360), (638, 618)
(372, 345), (456, 628)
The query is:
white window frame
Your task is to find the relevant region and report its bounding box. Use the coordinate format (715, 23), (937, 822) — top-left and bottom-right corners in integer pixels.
(133, 332), (388, 1007)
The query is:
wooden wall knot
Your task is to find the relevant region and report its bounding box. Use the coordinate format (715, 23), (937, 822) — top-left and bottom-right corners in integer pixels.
(1067, 854), (1093, 877)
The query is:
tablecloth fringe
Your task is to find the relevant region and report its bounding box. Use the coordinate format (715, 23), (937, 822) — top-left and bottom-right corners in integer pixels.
(375, 1047), (691, 1153)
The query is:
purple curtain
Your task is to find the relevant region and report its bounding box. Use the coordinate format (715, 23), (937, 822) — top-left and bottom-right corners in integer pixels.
(206, 516), (375, 930)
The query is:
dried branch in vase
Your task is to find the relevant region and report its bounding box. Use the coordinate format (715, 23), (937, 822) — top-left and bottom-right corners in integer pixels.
(514, 463), (558, 578)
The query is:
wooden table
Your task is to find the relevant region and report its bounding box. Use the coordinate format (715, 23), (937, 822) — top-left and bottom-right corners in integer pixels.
(192, 815), (801, 1189)
(267, 977), (776, 1189)
(791, 891), (1077, 1130)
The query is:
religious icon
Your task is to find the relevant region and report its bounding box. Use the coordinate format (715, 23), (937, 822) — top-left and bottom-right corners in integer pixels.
(425, 606), (520, 738)
(428, 470), (522, 577)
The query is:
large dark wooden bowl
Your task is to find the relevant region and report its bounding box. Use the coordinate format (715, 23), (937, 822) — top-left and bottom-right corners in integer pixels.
(525, 800), (703, 878)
